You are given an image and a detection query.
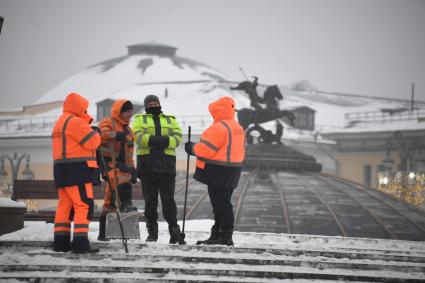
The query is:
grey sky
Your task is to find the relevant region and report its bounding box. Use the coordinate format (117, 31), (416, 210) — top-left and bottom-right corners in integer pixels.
(0, 0), (424, 108)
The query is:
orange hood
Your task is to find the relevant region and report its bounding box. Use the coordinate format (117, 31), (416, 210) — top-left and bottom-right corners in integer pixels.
(63, 93), (93, 123)
(111, 99), (131, 125)
(208, 96), (236, 122)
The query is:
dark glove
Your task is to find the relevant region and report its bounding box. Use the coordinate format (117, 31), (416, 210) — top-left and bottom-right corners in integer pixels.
(160, 136), (169, 149)
(185, 142), (195, 156)
(149, 135), (169, 149)
(117, 162), (132, 173)
(91, 126), (101, 134)
(148, 135), (161, 148)
(115, 131), (126, 142)
(131, 167), (138, 184)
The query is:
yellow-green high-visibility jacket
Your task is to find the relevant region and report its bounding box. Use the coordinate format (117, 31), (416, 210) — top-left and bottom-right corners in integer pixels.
(132, 113), (182, 156)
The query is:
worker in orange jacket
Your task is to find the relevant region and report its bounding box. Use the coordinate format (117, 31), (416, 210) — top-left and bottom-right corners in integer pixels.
(97, 99), (138, 241)
(185, 96), (246, 246)
(52, 93), (101, 253)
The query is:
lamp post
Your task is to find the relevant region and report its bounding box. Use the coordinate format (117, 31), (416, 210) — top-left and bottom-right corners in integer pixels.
(0, 17), (4, 35)
(0, 152), (35, 200)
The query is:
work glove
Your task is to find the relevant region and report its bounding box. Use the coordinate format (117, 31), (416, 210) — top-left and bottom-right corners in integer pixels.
(115, 131), (126, 142)
(91, 126), (101, 134)
(148, 135), (161, 148)
(185, 142), (195, 156)
(149, 135), (169, 149)
(160, 136), (169, 149)
(131, 167), (138, 184)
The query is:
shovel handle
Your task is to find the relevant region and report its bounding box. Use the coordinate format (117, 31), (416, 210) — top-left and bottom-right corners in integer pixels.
(182, 126), (191, 234)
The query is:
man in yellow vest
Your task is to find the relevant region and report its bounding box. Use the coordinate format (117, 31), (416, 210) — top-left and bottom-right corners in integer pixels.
(132, 95), (184, 244)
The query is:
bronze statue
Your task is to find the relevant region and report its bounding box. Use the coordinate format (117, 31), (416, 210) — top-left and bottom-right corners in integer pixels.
(231, 77), (294, 144)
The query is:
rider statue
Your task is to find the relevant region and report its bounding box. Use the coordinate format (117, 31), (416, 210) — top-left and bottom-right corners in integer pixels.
(231, 77), (294, 144)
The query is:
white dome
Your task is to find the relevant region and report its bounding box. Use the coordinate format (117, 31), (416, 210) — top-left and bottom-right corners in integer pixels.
(35, 43), (250, 117)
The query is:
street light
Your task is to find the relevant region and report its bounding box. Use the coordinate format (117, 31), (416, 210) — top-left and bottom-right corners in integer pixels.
(0, 152), (35, 200)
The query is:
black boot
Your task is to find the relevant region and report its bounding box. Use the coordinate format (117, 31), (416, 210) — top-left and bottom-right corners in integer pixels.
(53, 234), (71, 252)
(169, 225), (186, 244)
(202, 229), (234, 246)
(196, 225), (219, 245)
(118, 183), (137, 213)
(146, 222), (158, 242)
(97, 214), (110, 241)
(120, 201), (138, 213)
(71, 236), (99, 254)
(216, 229), (234, 246)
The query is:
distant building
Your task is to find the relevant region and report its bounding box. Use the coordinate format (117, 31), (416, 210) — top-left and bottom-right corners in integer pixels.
(322, 109), (425, 189)
(290, 106), (316, 130)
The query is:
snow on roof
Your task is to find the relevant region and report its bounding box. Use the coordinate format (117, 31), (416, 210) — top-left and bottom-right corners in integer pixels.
(322, 118), (425, 136)
(34, 50), (232, 106)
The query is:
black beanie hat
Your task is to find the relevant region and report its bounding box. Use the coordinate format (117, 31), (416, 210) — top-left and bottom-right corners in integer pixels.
(120, 100), (134, 113)
(144, 95), (160, 108)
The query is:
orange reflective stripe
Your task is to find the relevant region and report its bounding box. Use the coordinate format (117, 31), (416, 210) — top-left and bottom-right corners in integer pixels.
(61, 115), (74, 159)
(54, 223), (71, 228)
(79, 130), (97, 145)
(54, 226), (71, 232)
(219, 121), (232, 162)
(199, 139), (218, 152)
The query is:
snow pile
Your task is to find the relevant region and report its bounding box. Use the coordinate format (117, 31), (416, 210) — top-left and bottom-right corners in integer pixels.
(0, 198), (26, 208)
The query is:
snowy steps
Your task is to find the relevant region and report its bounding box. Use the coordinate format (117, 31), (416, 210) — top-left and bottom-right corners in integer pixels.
(1, 240), (425, 282)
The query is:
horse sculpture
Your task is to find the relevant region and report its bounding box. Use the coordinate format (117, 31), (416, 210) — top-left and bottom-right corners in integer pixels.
(231, 77), (295, 144)
(246, 121), (284, 144)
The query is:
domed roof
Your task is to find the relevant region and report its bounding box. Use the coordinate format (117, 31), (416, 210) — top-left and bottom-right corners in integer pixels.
(34, 43), (250, 117)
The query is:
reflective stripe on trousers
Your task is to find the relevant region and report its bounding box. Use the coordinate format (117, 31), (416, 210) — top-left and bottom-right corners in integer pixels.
(54, 183), (94, 237)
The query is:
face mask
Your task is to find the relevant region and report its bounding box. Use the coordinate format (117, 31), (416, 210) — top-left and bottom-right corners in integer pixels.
(146, 106), (162, 116)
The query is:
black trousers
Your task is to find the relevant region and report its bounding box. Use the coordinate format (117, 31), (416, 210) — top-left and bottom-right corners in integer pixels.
(141, 173), (178, 227)
(208, 184), (235, 230)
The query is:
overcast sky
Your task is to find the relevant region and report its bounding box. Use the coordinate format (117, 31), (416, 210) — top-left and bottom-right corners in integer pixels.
(0, 0), (424, 108)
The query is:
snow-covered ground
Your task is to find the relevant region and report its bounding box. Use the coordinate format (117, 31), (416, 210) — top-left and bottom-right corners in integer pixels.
(1, 219), (424, 251)
(1, 220), (425, 282)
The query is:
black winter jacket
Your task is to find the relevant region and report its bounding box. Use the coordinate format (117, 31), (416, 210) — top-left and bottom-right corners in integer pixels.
(194, 163), (241, 189)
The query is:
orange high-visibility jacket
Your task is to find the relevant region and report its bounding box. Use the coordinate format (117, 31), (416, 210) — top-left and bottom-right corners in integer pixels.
(193, 97), (245, 169)
(98, 99), (135, 167)
(52, 93), (101, 167)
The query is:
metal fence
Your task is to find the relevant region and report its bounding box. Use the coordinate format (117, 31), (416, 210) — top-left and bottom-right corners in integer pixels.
(0, 116), (58, 135)
(345, 108), (425, 123)
(0, 115), (342, 138)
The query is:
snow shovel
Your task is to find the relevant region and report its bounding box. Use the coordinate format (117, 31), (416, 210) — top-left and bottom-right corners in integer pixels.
(97, 149), (129, 253)
(104, 142), (140, 241)
(180, 125), (191, 244)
